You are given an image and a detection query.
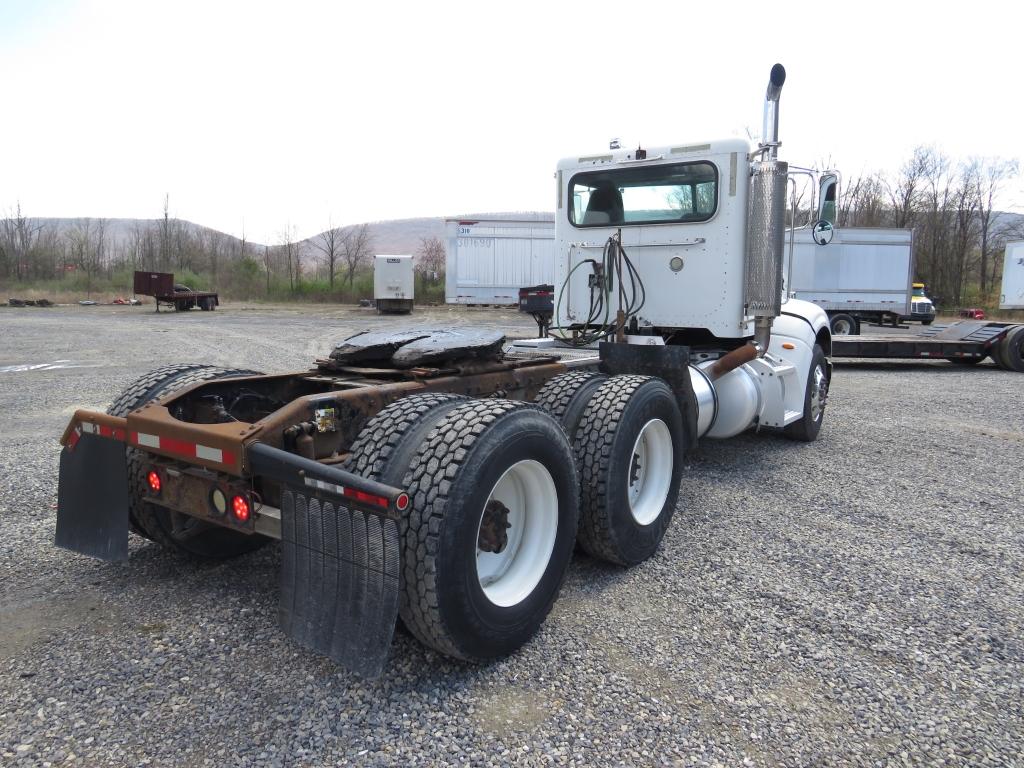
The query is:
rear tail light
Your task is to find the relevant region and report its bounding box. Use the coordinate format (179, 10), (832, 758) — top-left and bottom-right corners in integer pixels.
(146, 469), (162, 494)
(231, 494), (250, 522)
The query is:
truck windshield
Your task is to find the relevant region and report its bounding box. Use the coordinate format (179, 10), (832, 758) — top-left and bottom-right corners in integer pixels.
(569, 161), (717, 227)
(912, 287), (926, 297)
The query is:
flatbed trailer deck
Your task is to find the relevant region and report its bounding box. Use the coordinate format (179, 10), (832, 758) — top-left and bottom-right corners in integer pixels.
(831, 320), (1024, 370)
(152, 289), (219, 312)
(133, 270), (219, 312)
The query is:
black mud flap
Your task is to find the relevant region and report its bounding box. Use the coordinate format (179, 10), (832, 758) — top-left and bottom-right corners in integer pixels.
(55, 433), (130, 561)
(279, 488), (400, 678)
(248, 443), (404, 677)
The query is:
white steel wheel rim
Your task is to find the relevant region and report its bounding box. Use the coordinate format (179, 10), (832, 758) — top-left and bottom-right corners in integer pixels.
(833, 318), (853, 335)
(475, 459), (558, 608)
(627, 419), (673, 526)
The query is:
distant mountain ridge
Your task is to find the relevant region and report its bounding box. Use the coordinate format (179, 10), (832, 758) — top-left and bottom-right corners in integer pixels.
(24, 210), (1024, 261)
(297, 212), (555, 255)
(25, 213), (557, 258)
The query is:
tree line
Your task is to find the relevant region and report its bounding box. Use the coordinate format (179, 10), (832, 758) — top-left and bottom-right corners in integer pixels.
(835, 147), (1020, 307)
(4, 148), (1021, 308)
(0, 197), (448, 303)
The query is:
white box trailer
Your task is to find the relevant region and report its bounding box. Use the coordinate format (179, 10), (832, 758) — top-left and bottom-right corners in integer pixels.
(786, 227), (926, 334)
(1000, 241), (1024, 310)
(374, 254), (414, 314)
(445, 218), (556, 305)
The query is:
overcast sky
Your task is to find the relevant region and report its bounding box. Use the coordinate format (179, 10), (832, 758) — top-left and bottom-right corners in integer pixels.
(2, 0), (1022, 244)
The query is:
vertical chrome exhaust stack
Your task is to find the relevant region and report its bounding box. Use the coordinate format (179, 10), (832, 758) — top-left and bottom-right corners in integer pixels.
(744, 63), (789, 355)
(760, 63), (786, 160)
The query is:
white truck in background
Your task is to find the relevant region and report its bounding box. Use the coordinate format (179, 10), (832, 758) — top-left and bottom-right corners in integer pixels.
(1001, 241), (1024, 310)
(444, 218), (555, 305)
(445, 220), (937, 334)
(786, 227), (935, 334)
(373, 254), (414, 314)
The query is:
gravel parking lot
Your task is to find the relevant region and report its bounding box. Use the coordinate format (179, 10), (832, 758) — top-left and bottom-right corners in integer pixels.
(1, 304), (1022, 767)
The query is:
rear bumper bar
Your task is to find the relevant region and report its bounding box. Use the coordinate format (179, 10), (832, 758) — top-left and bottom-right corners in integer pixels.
(61, 409), (245, 474)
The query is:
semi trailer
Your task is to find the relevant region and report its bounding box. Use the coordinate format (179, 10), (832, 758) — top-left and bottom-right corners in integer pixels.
(1001, 241), (1024, 311)
(373, 254), (414, 314)
(53, 64), (950, 677)
(444, 218), (555, 305)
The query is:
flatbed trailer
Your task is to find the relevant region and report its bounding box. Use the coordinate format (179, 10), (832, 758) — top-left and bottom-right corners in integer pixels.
(832, 320), (1024, 371)
(133, 270), (219, 312)
(154, 289), (219, 312)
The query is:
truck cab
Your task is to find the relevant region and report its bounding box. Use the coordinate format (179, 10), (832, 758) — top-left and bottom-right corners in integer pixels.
(904, 282), (936, 325)
(555, 139), (753, 339)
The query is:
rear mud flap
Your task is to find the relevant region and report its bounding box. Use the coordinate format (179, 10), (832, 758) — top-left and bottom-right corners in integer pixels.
(55, 433), (130, 561)
(279, 487), (400, 678)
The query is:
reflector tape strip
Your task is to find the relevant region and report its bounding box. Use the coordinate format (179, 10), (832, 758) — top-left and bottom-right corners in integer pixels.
(79, 422), (127, 441)
(129, 431), (236, 467)
(195, 445), (224, 462)
(303, 477), (391, 509)
(305, 477), (346, 496)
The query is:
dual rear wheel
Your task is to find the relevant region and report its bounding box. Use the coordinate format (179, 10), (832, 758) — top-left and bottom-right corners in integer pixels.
(342, 374), (686, 660)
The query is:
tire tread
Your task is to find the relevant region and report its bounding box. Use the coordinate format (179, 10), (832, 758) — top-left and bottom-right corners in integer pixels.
(573, 375), (654, 565)
(400, 399), (540, 659)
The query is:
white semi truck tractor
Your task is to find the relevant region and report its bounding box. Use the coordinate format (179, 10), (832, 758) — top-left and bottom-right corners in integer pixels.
(54, 64), (838, 676)
(551, 63), (831, 444)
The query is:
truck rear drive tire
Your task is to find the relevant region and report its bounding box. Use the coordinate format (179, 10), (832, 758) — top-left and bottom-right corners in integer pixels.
(343, 393), (469, 636)
(344, 392), (468, 487)
(829, 313), (858, 336)
(108, 364), (270, 558)
(573, 376), (685, 567)
(399, 400), (579, 661)
(532, 371), (608, 444)
(784, 344), (829, 442)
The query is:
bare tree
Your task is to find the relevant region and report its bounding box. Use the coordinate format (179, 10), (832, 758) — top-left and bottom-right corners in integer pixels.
(238, 221), (248, 262)
(886, 146), (931, 229)
(67, 218), (109, 297)
(415, 236), (445, 280)
(262, 244), (272, 295)
(949, 160), (981, 304)
(312, 219), (342, 288)
(279, 224), (302, 293)
(840, 172), (888, 228)
(159, 194), (173, 269)
(339, 223), (373, 288)
(0, 203), (43, 280)
(976, 157), (1020, 292)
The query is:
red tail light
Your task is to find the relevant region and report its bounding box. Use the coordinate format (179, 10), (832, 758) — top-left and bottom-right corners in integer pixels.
(147, 470), (162, 494)
(231, 494), (250, 522)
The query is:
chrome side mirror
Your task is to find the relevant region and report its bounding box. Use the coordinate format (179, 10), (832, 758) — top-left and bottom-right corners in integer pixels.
(818, 173), (838, 225)
(813, 219), (834, 245)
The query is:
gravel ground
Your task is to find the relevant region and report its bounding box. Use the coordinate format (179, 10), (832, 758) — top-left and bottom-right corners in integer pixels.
(1, 304), (1022, 767)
